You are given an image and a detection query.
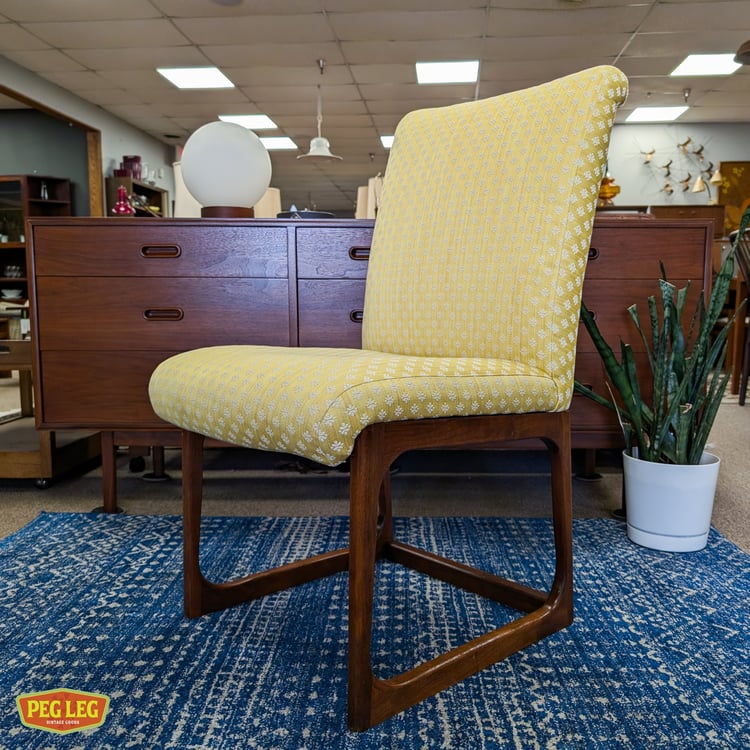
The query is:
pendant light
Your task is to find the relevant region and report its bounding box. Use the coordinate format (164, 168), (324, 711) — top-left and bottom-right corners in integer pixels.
(298, 59), (342, 161)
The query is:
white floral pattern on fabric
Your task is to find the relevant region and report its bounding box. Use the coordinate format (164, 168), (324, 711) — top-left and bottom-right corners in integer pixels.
(150, 345), (560, 466)
(149, 66), (628, 467)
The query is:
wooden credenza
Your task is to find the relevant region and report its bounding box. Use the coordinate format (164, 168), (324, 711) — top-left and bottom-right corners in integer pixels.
(26, 216), (712, 511)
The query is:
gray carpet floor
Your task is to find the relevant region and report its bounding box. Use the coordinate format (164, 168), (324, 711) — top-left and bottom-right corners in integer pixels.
(0, 369), (747, 551)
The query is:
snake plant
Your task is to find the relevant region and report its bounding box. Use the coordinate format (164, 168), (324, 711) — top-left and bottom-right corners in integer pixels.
(574, 205), (750, 465)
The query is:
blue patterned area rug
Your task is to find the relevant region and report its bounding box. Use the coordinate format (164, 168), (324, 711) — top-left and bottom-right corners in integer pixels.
(1, 513), (748, 749)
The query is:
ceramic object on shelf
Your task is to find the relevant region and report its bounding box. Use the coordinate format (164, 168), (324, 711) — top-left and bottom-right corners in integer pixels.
(111, 185), (135, 216)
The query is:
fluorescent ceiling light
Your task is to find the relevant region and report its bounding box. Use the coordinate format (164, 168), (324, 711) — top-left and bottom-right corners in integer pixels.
(259, 137), (297, 151)
(380, 135), (394, 149)
(219, 114), (278, 129)
(625, 106), (688, 123)
(157, 67), (234, 89)
(416, 60), (479, 84)
(670, 54), (741, 76)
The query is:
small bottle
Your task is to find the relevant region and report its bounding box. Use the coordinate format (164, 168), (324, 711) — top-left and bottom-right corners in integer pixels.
(40, 181), (48, 200)
(112, 185), (135, 215)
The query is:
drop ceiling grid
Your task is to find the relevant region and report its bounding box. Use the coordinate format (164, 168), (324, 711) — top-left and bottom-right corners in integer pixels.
(0, 0), (748, 211)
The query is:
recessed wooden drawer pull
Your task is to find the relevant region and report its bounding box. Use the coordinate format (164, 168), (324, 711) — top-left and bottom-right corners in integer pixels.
(140, 245), (182, 258)
(143, 308), (184, 321)
(588, 247), (600, 261)
(349, 310), (364, 323)
(348, 246), (370, 261)
(0, 346), (10, 355)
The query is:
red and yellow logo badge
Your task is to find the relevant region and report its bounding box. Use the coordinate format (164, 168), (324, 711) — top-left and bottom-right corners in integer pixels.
(16, 689), (110, 734)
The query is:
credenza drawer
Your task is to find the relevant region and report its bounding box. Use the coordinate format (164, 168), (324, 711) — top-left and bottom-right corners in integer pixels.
(578, 278), (702, 353)
(38, 350), (179, 427)
(298, 279), (365, 347)
(31, 224), (289, 277)
(569, 394), (618, 431)
(297, 227), (371, 278)
(574, 351), (649, 385)
(573, 351), (653, 430)
(36, 277), (291, 350)
(586, 225), (708, 280)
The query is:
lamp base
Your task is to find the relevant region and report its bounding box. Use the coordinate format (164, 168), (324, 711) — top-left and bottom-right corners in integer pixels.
(201, 206), (254, 218)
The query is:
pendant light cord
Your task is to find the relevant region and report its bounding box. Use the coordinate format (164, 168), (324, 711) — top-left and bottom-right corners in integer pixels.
(316, 85), (323, 138)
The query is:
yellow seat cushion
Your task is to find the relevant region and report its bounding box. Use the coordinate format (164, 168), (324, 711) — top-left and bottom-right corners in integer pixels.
(148, 345), (564, 467)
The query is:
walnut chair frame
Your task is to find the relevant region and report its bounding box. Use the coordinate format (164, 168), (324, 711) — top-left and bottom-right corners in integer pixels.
(181, 411), (572, 731)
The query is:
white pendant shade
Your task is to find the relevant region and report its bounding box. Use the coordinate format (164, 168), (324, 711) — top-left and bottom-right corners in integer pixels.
(298, 135), (342, 160)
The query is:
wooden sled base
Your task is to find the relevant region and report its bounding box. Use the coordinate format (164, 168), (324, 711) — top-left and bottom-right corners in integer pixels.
(180, 413), (574, 731)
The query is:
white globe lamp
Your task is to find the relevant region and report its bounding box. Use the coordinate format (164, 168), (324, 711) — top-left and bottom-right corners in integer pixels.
(180, 121), (272, 218)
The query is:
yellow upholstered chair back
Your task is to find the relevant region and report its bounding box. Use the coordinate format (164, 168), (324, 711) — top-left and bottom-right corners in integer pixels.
(363, 65), (627, 405)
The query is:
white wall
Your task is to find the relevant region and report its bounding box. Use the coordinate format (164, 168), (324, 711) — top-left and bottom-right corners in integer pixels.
(606, 122), (750, 207)
(0, 55), (175, 202)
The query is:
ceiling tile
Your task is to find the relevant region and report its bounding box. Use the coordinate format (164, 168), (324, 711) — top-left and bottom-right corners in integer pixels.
(1, 49), (85, 71)
(228, 65), (354, 87)
(22, 19), (190, 49)
(644, 1), (750, 32)
(340, 39), (481, 64)
(485, 5), (651, 36)
(0, 20), (51, 49)
(152, 0), (323, 15)
(201, 42), (344, 68)
(67, 47), (209, 71)
(0, 0), (160, 22)
(172, 14), (332, 45)
(328, 10), (487, 41)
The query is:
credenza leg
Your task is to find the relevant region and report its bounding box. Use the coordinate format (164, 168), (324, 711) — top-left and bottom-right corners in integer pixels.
(574, 448), (601, 481)
(95, 431), (122, 514)
(142, 445), (171, 482)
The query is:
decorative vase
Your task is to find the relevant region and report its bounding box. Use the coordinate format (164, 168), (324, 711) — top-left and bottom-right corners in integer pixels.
(122, 155), (142, 180)
(623, 450), (720, 552)
(112, 185), (135, 216)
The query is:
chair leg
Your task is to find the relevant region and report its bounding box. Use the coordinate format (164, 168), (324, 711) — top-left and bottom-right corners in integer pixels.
(347, 425), (387, 728)
(346, 418), (574, 731)
(180, 430), (351, 618)
(376, 468), (394, 550)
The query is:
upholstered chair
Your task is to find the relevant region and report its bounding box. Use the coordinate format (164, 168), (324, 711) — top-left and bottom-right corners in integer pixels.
(149, 65), (628, 731)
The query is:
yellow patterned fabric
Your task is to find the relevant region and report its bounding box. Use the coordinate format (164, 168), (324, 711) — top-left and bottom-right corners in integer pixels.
(149, 66), (628, 467)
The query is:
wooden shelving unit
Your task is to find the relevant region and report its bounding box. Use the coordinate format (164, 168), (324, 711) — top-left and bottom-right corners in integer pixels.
(0, 175), (100, 485)
(105, 176), (169, 218)
(0, 175), (71, 303)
